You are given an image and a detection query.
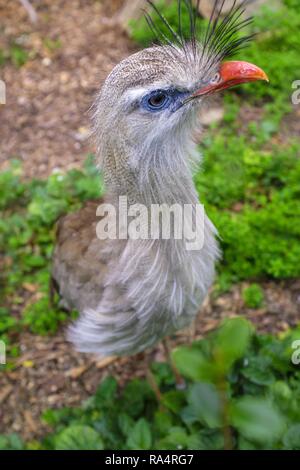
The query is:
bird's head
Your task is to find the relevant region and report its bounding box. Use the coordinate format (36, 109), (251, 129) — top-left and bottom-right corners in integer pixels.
(93, 0), (268, 190)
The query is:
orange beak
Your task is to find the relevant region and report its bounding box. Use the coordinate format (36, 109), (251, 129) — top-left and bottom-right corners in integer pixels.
(192, 61), (269, 98)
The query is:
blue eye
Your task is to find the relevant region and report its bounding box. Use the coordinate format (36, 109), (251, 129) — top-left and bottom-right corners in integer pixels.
(143, 90), (171, 111)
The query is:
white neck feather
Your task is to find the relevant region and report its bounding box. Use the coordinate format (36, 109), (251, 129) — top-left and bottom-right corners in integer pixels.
(70, 118), (220, 356)
(90, 127), (220, 354)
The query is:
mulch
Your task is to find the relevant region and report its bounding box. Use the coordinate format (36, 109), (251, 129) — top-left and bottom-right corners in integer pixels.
(0, 0), (133, 178)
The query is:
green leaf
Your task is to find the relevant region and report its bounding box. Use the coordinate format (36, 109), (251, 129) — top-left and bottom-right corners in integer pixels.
(118, 413), (134, 437)
(155, 427), (188, 450)
(126, 418), (152, 450)
(154, 410), (173, 435)
(24, 254), (46, 268)
(241, 356), (276, 386)
(180, 405), (200, 427)
(0, 434), (24, 450)
(94, 376), (118, 407)
(187, 383), (222, 429)
(55, 425), (104, 450)
(172, 346), (213, 382)
(243, 284), (264, 309)
(120, 379), (154, 418)
(162, 390), (186, 413)
(283, 424), (300, 450)
(238, 437), (259, 450)
(195, 430), (224, 450)
(151, 362), (174, 386)
(214, 317), (253, 373)
(230, 397), (285, 444)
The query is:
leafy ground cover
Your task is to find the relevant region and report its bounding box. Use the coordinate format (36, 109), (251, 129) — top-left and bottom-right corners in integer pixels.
(0, 156), (102, 348)
(2, 318), (300, 450)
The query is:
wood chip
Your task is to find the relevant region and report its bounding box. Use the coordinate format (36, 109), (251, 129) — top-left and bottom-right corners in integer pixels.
(23, 410), (38, 433)
(22, 282), (39, 293)
(0, 385), (13, 403)
(66, 365), (91, 379)
(95, 356), (118, 369)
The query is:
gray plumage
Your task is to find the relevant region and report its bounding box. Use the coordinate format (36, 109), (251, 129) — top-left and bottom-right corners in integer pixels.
(52, 1), (267, 356)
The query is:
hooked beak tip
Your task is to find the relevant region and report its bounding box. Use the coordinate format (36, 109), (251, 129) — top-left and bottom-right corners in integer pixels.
(192, 60), (269, 98)
(220, 60), (269, 84)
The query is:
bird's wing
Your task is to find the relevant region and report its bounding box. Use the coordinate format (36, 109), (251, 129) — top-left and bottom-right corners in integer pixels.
(51, 199), (109, 312)
(52, 199), (144, 356)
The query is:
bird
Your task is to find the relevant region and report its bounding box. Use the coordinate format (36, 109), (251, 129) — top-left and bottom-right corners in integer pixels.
(51, 0), (268, 364)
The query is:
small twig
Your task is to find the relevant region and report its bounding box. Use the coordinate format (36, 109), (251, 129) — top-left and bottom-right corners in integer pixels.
(95, 356), (118, 369)
(146, 368), (163, 403)
(19, 0), (38, 24)
(218, 377), (234, 450)
(163, 338), (186, 389)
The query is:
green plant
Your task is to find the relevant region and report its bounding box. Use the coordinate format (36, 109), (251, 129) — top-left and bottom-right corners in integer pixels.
(0, 42), (29, 68)
(0, 48), (6, 66)
(0, 307), (18, 335)
(0, 434), (24, 450)
(129, 0), (197, 47)
(196, 128), (300, 287)
(237, 1), (300, 114)
(243, 284), (264, 309)
(43, 38), (62, 52)
(2, 318), (299, 450)
(9, 43), (29, 68)
(22, 297), (78, 336)
(0, 156), (103, 338)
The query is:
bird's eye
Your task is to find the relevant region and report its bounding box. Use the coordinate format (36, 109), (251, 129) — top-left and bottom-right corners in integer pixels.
(147, 91), (169, 110)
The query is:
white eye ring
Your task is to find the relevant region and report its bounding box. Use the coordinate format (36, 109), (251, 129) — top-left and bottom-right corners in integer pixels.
(210, 73), (221, 84)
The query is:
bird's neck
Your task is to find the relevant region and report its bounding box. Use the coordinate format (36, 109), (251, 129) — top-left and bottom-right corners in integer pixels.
(102, 133), (200, 208)
(96, 134), (218, 324)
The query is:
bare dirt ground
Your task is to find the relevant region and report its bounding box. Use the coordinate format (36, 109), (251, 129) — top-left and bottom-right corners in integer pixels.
(0, 0), (133, 178)
(0, 0), (300, 442)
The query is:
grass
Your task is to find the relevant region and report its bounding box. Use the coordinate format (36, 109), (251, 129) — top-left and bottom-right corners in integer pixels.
(196, 122), (300, 290)
(0, 35), (62, 69)
(0, 157), (102, 350)
(0, 0), (299, 451)
(0, 43), (29, 68)
(243, 284), (264, 309)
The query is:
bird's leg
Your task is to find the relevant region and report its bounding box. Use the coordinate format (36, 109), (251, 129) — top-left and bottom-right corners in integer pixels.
(146, 367), (163, 403)
(162, 338), (186, 390)
(143, 351), (164, 404)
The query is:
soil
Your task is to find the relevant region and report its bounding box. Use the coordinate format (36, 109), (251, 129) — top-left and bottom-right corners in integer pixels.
(0, 0), (133, 178)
